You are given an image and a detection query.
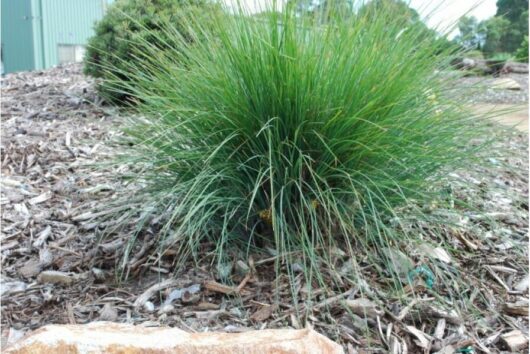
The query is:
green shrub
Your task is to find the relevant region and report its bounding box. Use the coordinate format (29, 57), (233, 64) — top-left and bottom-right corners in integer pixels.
(83, 0), (217, 104)
(100, 2), (489, 301)
(516, 36), (529, 62)
(488, 52), (512, 61)
(465, 49), (484, 60)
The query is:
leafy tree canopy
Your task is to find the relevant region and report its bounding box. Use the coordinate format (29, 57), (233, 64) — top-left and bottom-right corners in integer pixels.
(289, 0), (453, 52)
(454, 1), (528, 59)
(454, 16), (486, 50)
(496, 0), (529, 23)
(516, 35), (529, 61)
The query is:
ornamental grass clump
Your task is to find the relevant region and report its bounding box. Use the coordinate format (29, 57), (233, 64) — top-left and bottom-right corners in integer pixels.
(102, 1), (490, 302)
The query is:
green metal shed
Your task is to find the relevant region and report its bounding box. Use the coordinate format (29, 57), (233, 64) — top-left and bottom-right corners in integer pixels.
(1, 0), (113, 74)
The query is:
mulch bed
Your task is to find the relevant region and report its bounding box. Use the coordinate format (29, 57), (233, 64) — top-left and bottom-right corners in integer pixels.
(1, 64), (528, 353)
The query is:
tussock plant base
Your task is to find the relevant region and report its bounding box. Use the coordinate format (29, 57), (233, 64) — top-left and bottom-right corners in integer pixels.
(94, 0), (507, 327)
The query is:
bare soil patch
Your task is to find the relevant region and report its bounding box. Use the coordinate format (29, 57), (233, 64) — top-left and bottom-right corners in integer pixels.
(1, 65), (528, 352)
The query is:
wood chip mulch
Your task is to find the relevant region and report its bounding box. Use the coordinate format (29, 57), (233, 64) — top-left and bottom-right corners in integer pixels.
(1, 64), (528, 353)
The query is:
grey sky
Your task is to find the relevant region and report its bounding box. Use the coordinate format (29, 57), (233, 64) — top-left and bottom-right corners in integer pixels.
(409, 0), (497, 36)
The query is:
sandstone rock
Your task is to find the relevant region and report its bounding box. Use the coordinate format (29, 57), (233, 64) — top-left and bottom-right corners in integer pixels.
(474, 60), (493, 75)
(450, 57), (493, 75)
(461, 58), (475, 68)
(503, 61), (529, 74)
(4, 322), (344, 354)
(491, 78), (521, 91)
(451, 57), (476, 70)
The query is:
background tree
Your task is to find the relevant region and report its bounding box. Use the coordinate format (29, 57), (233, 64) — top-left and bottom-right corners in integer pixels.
(289, 0), (354, 22)
(496, 0), (529, 23)
(357, 0), (420, 24)
(483, 0), (528, 56)
(516, 35), (529, 61)
(454, 16), (486, 50)
(482, 16), (511, 55)
(357, 0), (454, 53)
(453, 0), (528, 59)
(287, 0), (455, 54)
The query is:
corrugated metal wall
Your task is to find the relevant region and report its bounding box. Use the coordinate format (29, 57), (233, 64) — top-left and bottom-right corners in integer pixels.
(39, 0), (105, 69)
(2, 0), (111, 73)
